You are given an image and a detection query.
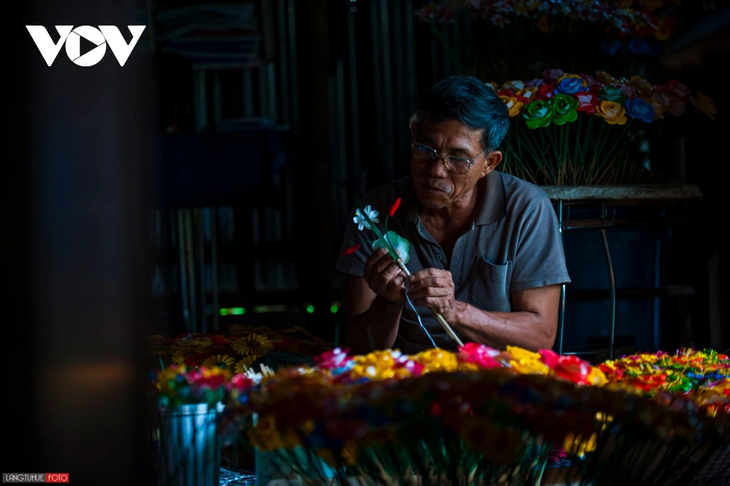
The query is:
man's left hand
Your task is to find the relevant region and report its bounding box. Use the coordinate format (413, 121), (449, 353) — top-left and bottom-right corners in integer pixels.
(407, 268), (461, 323)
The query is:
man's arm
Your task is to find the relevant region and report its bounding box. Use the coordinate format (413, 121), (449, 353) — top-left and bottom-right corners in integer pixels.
(407, 268), (560, 351)
(451, 285), (560, 351)
(346, 276), (402, 354)
(345, 248), (407, 354)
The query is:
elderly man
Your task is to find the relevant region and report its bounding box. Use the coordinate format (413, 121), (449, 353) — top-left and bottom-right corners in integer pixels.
(336, 75), (570, 355)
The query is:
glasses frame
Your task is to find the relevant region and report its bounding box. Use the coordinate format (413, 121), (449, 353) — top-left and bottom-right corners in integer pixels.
(410, 142), (489, 174)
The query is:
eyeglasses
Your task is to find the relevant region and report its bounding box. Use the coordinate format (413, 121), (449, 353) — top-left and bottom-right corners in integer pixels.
(411, 142), (488, 174)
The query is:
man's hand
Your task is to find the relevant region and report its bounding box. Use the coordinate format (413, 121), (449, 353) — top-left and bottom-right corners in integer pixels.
(362, 248), (407, 305)
(407, 268), (461, 322)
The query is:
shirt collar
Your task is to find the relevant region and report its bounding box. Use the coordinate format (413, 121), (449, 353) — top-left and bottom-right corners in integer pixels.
(400, 171), (506, 226)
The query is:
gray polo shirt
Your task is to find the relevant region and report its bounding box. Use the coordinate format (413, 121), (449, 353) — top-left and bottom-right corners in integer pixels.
(335, 171), (570, 354)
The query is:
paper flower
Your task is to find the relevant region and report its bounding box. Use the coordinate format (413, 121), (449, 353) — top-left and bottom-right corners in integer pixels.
(233, 333), (275, 356)
(202, 354), (236, 369)
(554, 77), (589, 95)
(389, 198), (402, 217)
(599, 86), (627, 104)
(550, 94), (579, 125)
(522, 100), (554, 129)
(502, 80), (525, 92)
(691, 93), (717, 120)
(372, 231), (411, 264)
(353, 205), (379, 230)
(625, 98), (655, 123)
(534, 83), (556, 102)
(235, 355), (260, 373)
(596, 101), (628, 125)
(500, 95), (525, 117)
(543, 68), (564, 82)
(574, 92), (599, 114)
(340, 243), (361, 256)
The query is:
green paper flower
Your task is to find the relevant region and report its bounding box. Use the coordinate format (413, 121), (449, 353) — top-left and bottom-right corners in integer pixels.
(372, 231), (410, 264)
(599, 86), (627, 105)
(550, 94), (579, 125)
(522, 100), (554, 129)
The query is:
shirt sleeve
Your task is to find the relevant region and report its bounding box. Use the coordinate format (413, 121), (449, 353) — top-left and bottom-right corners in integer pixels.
(510, 196), (571, 292)
(334, 205), (371, 278)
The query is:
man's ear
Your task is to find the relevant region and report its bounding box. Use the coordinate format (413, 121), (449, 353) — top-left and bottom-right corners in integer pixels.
(480, 151), (503, 178)
(410, 121), (418, 139)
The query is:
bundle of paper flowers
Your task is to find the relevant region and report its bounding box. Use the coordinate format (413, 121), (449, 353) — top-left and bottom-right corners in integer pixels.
(416, 0), (676, 40)
(600, 348), (730, 417)
(148, 325), (335, 373)
(492, 68), (715, 185)
(219, 344), (730, 485)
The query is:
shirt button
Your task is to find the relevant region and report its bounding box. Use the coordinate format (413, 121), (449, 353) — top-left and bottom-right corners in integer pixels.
(436, 254), (442, 260)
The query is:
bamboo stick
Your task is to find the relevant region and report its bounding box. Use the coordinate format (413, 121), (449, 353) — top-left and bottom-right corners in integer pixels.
(395, 259), (465, 347)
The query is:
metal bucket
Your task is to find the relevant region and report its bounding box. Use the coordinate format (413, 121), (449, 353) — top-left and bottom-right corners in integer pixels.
(158, 402), (223, 486)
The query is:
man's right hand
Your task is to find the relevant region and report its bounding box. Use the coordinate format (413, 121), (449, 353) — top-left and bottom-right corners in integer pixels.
(362, 248), (407, 305)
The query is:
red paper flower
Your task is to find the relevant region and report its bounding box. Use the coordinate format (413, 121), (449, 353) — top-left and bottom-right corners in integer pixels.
(539, 349), (560, 369)
(315, 347), (352, 369)
(535, 83), (557, 101)
(340, 244), (361, 256)
(554, 355), (593, 385)
(458, 342), (501, 369)
(389, 198), (402, 217)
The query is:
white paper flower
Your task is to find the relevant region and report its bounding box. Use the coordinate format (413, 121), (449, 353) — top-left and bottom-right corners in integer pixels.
(353, 205), (379, 231)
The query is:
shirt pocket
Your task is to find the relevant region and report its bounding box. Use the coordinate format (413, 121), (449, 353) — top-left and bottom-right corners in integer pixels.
(470, 257), (512, 312)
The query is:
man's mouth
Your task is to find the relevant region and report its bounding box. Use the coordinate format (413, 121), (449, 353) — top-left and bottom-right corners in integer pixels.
(420, 181), (450, 195)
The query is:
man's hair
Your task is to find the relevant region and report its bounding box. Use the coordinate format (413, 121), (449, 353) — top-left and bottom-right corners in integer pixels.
(416, 75), (510, 152)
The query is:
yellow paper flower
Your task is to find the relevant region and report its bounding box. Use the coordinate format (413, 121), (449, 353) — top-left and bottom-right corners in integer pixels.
(413, 349), (460, 372)
(516, 87), (537, 101)
(538, 16), (549, 33)
(501, 80), (524, 92)
(171, 350), (188, 365)
(235, 355), (261, 373)
(586, 367), (608, 386)
(596, 71), (619, 85)
(691, 93), (717, 120)
(655, 17), (672, 41)
(509, 358), (551, 375)
(233, 333), (275, 356)
(351, 350), (398, 380)
(564, 432), (598, 459)
(505, 346), (541, 361)
(195, 340), (213, 353)
(202, 354), (236, 369)
(317, 441), (359, 467)
(248, 416), (284, 452)
(499, 95), (525, 117)
(557, 73), (581, 83)
(628, 75), (652, 96)
(595, 101), (627, 125)
(639, 0), (663, 11)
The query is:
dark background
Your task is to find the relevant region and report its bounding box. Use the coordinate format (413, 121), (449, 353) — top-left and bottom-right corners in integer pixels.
(3, 0), (729, 484)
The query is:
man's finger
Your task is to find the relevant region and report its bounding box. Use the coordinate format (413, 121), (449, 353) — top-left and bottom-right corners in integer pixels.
(363, 248), (391, 281)
(408, 285), (451, 301)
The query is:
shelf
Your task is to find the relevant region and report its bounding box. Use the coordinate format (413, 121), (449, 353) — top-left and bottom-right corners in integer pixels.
(566, 286), (694, 301)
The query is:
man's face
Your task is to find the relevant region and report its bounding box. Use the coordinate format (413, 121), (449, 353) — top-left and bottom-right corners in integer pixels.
(411, 118), (500, 210)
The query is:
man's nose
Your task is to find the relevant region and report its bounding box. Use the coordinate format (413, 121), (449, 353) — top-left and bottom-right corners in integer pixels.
(425, 156), (450, 177)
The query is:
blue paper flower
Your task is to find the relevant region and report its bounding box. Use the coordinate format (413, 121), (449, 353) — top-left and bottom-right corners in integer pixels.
(628, 38), (652, 56)
(625, 99), (655, 123)
(601, 39), (622, 56)
(554, 77), (589, 95)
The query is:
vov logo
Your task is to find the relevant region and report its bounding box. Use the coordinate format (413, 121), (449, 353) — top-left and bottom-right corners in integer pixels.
(26, 25), (146, 67)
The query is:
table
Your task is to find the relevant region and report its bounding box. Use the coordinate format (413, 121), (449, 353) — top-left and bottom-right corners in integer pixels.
(542, 183), (702, 360)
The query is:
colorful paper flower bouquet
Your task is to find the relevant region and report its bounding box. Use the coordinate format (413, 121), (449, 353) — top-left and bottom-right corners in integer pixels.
(218, 345), (730, 485)
(494, 69), (715, 185)
(416, 0), (682, 81)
